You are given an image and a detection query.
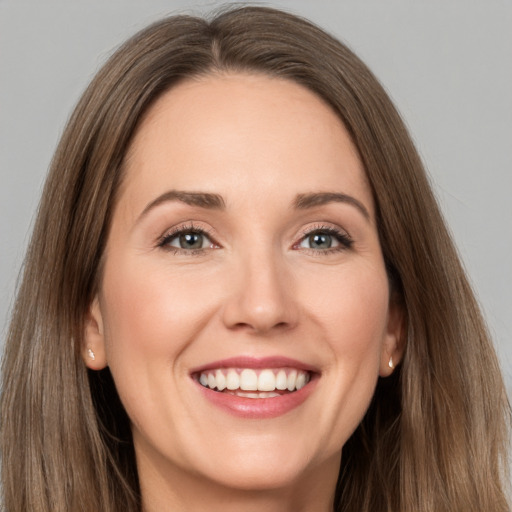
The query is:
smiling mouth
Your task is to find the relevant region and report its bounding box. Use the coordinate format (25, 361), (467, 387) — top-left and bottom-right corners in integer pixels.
(196, 368), (311, 398)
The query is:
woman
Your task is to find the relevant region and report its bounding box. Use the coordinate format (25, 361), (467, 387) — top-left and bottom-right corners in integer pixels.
(1, 6), (510, 512)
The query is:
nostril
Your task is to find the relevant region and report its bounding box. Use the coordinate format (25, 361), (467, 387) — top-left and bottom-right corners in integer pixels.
(230, 320), (291, 334)
(220, 270), (299, 333)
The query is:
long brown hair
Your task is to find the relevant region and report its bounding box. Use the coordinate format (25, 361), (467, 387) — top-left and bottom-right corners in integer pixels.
(1, 6), (510, 511)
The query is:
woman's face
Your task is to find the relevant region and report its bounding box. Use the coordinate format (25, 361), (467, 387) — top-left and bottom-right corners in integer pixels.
(85, 73), (402, 500)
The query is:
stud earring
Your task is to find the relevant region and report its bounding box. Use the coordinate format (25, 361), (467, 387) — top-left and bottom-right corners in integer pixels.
(87, 348), (96, 361)
(388, 356), (394, 369)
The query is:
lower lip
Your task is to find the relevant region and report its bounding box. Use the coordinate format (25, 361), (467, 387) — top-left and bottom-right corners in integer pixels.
(194, 376), (318, 419)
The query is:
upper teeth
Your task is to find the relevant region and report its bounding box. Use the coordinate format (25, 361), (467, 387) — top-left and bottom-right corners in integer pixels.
(198, 368), (310, 392)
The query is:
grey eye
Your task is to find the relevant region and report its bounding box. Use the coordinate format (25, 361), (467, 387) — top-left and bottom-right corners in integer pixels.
(308, 233), (333, 249)
(179, 232), (204, 249)
(167, 231), (211, 250)
(300, 232), (339, 250)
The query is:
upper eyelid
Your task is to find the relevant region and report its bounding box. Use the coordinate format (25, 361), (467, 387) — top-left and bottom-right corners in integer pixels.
(296, 223), (351, 239)
(158, 222), (218, 246)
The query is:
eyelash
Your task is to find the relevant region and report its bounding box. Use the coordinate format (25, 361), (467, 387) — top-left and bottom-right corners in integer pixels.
(294, 224), (354, 255)
(157, 223), (217, 255)
(156, 223), (353, 255)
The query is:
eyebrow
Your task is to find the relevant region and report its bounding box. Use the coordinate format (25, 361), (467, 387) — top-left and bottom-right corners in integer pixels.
(138, 190), (226, 222)
(137, 189), (370, 223)
(294, 192), (370, 220)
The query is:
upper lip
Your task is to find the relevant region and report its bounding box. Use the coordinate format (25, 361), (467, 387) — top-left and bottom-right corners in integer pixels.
(189, 356), (319, 375)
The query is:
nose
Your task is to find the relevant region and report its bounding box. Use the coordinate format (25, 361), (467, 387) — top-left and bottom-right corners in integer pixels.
(221, 251), (299, 335)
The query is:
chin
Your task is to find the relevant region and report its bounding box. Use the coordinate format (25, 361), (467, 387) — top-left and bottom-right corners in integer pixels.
(200, 459), (311, 492)
(184, 433), (331, 493)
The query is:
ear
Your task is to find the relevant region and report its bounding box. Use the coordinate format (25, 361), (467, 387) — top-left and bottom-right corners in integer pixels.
(379, 298), (406, 377)
(82, 296), (108, 370)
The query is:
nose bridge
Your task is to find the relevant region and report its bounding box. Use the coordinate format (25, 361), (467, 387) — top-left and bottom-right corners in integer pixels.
(222, 240), (297, 334)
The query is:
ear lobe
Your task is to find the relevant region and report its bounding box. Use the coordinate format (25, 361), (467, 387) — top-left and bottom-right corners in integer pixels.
(379, 299), (406, 377)
(82, 296), (108, 370)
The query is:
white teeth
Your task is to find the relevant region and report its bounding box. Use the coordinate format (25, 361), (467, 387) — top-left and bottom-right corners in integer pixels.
(239, 369), (258, 391)
(287, 370), (297, 391)
(215, 369), (226, 391)
(226, 369), (239, 390)
(198, 367), (311, 395)
(296, 372), (306, 390)
(276, 370), (287, 390)
(259, 392), (280, 398)
(236, 392), (258, 399)
(258, 369), (276, 391)
(231, 391), (281, 399)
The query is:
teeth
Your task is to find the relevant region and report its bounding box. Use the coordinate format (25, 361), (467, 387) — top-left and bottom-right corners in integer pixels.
(258, 369), (276, 391)
(276, 370), (287, 390)
(226, 369), (239, 390)
(258, 392), (280, 398)
(287, 370), (297, 391)
(229, 391), (281, 399)
(240, 369), (258, 391)
(296, 372), (307, 390)
(215, 369), (226, 391)
(197, 367), (311, 394)
(199, 373), (208, 387)
(236, 392), (259, 399)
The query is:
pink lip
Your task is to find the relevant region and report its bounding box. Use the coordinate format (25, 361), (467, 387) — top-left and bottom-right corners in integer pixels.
(190, 356), (320, 419)
(189, 356), (319, 374)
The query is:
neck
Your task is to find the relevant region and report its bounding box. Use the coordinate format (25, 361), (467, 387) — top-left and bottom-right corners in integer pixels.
(137, 451), (339, 512)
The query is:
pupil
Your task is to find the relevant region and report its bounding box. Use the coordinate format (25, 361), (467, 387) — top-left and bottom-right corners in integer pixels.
(179, 233), (203, 249)
(310, 233), (331, 249)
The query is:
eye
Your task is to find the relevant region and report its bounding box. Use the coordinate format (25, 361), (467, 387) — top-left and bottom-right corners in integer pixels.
(171, 231), (209, 249)
(296, 227), (353, 252)
(158, 224), (217, 253)
(301, 232), (337, 250)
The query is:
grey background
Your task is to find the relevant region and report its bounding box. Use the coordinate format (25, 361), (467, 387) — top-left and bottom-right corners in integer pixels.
(1, 0), (511, 398)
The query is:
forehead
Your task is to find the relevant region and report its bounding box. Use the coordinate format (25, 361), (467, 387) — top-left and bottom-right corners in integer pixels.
(120, 72), (373, 218)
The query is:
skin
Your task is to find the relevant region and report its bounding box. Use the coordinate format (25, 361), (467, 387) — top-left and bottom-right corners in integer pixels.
(84, 73), (404, 512)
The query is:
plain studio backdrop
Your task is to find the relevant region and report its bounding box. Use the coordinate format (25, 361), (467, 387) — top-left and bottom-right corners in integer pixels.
(0, 1), (511, 400)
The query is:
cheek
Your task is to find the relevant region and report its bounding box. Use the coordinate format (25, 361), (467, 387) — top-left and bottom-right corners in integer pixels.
(304, 265), (390, 436)
(99, 258), (219, 368)
(97, 258), (225, 438)
(305, 263), (390, 351)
